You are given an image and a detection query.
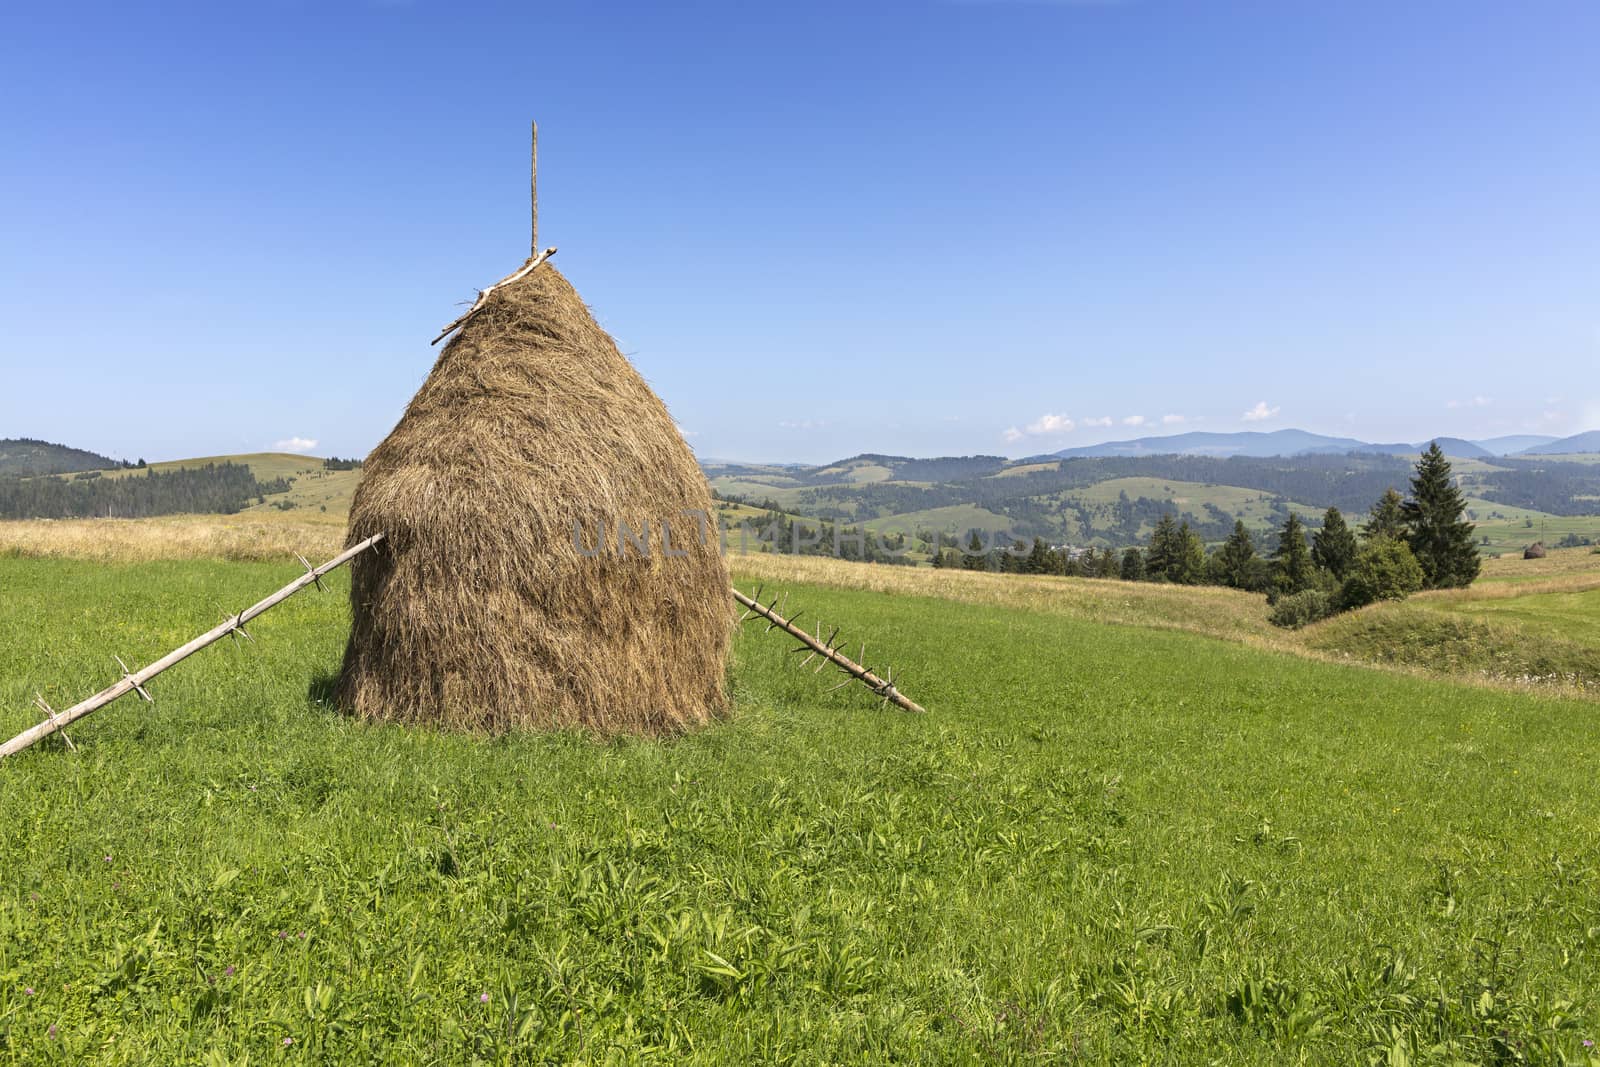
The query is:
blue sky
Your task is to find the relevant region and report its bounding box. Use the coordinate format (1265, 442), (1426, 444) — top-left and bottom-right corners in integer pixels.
(2, 0), (1596, 465)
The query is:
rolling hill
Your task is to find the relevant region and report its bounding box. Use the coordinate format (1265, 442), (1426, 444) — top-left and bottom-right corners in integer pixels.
(0, 438), (128, 476)
(707, 449), (1600, 555)
(8, 438), (1599, 557)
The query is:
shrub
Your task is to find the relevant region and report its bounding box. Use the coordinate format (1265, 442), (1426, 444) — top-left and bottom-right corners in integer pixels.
(1340, 537), (1425, 610)
(1269, 589), (1337, 629)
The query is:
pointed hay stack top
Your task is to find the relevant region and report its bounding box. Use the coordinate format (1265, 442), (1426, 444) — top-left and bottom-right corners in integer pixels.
(337, 128), (731, 735)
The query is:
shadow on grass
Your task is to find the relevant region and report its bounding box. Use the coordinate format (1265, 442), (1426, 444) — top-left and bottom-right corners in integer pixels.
(307, 671), (339, 709)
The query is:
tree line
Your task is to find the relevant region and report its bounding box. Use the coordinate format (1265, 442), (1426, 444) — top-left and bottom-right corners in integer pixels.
(0, 464), (291, 520)
(1470, 459), (1600, 516)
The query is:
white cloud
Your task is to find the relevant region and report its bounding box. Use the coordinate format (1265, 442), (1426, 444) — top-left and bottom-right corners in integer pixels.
(1446, 395), (1491, 410)
(1002, 413), (1077, 443)
(1241, 401), (1280, 423)
(1161, 414), (1185, 425)
(675, 424), (700, 438)
(778, 419), (827, 430)
(274, 436), (318, 452)
(1122, 415), (1146, 428)
(1026, 413), (1075, 435)
(1082, 416), (1113, 428)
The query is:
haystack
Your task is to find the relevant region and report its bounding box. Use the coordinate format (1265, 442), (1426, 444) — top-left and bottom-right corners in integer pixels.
(1524, 541), (1547, 559)
(336, 254), (731, 735)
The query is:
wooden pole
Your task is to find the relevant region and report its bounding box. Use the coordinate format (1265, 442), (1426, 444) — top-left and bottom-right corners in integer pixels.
(732, 587), (926, 713)
(537, 119), (544, 259)
(0, 534), (386, 761)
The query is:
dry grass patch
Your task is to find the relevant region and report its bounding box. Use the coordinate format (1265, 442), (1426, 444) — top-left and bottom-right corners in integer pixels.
(729, 553), (1280, 647)
(0, 514), (344, 563)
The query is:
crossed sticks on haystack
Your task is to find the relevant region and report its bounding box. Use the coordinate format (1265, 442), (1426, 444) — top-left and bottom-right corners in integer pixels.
(733, 585), (925, 714)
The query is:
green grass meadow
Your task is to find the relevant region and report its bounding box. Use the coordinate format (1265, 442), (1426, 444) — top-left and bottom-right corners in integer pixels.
(2, 558), (1599, 1063)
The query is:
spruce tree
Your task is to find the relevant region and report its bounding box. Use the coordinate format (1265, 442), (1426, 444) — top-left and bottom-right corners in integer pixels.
(1145, 513), (1180, 581)
(1097, 546), (1121, 578)
(962, 530), (986, 571)
(1217, 519), (1257, 588)
(1364, 488), (1407, 542)
(1026, 537), (1051, 575)
(1174, 521), (1206, 584)
(1311, 506), (1358, 580)
(1272, 512), (1313, 593)
(1402, 442), (1481, 588)
(1120, 546), (1145, 581)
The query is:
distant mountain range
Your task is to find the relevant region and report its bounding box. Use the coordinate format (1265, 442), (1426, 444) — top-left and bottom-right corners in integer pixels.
(1048, 429), (1589, 460)
(1516, 430), (1600, 455)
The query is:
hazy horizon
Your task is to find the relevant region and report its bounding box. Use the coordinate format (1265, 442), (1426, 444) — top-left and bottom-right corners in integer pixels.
(14, 422), (1593, 472)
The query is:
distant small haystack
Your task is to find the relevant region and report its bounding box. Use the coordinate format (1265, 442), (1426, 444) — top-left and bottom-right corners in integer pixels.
(1524, 541), (1547, 559)
(336, 256), (731, 735)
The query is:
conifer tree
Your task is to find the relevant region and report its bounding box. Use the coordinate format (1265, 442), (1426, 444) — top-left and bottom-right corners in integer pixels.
(1120, 546), (1145, 581)
(1175, 521), (1206, 584)
(1402, 442), (1481, 588)
(1026, 536), (1052, 575)
(1217, 519), (1257, 589)
(1311, 506), (1358, 580)
(1364, 488), (1407, 542)
(1272, 512), (1313, 593)
(1145, 513), (1180, 581)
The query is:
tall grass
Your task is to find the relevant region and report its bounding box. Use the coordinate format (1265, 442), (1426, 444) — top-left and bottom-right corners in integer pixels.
(0, 558), (1598, 1061)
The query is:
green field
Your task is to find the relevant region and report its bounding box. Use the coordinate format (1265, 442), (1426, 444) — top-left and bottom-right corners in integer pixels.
(2, 551), (1599, 1062)
(1435, 586), (1600, 642)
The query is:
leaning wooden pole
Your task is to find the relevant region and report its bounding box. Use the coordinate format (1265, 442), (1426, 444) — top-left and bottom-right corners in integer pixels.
(0, 534), (386, 761)
(732, 586), (925, 713)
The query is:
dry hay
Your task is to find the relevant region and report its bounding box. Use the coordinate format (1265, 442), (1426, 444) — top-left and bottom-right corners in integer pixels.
(336, 258), (731, 735)
(1524, 541), (1547, 560)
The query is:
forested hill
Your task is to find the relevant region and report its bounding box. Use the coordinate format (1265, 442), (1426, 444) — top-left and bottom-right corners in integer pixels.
(0, 463), (290, 520)
(0, 438), (128, 476)
(704, 450), (1600, 554)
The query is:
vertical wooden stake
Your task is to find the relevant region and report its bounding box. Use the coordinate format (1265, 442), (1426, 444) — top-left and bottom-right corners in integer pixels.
(537, 119), (544, 259)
